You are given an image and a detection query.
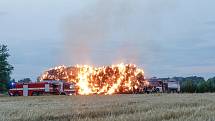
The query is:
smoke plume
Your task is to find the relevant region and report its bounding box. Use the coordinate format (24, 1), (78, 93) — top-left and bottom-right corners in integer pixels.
(61, 0), (176, 66)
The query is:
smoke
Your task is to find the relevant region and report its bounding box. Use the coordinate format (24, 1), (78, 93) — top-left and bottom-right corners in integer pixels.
(61, 0), (177, 66)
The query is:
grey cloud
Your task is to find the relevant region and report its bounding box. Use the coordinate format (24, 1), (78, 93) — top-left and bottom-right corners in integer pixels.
(1, 0), (215, 80)
(0, 11), (7, 16)
(205, 20), (215, 25)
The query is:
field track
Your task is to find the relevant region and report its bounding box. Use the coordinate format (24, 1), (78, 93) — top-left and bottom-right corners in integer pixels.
(0, 94), (215, 121)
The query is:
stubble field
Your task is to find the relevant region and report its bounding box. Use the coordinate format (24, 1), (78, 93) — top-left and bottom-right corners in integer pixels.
(0, 93), (215, 121)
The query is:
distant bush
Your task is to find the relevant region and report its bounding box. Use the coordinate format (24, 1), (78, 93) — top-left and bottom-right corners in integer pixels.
(180, 76), (215, 93)
(181, 80), (197, 93)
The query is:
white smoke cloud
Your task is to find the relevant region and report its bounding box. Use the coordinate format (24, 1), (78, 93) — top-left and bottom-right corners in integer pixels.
(61, 0), (177, 66)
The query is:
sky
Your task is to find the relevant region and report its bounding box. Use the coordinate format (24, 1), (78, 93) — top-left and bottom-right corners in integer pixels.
(0, 0), (215, 81)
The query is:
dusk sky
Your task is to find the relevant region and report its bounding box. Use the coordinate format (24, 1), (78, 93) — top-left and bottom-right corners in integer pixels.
(1, 0), (215, 81)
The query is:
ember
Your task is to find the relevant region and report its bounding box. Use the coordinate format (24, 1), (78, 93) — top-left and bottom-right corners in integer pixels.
(39, 63), (148, 95)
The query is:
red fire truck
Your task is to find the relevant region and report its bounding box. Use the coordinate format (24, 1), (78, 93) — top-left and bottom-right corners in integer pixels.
(8, 81), (76, 96)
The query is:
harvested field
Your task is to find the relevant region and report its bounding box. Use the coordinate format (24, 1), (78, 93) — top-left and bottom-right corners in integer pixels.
(0, 94), (215, 121)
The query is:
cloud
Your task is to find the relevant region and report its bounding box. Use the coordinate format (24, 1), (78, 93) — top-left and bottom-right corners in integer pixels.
(176, 66), (215, 79)
(205, 20), (215, 25)
(2, 0), (215, 79)
(0, 11), (8, 16)
(180, 66), (215, 73)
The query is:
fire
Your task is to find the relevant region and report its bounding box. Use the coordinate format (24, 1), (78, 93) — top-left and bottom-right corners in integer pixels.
(39, 63), (148, 95)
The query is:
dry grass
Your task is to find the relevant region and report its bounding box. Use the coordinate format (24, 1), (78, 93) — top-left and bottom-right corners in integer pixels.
(0, 94), (215, 121)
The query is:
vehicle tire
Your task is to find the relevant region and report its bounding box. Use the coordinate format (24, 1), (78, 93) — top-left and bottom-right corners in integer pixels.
(8, 92), (12, 96)
(156, 88), (160, 93)
(32, 92), (38, 96)
(37, 92), (42, 96)
(60, 92), (66, 95)
(14, 93), (19, 96)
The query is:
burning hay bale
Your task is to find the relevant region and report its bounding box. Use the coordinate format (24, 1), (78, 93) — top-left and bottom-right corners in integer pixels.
(39, 63), (148, 95)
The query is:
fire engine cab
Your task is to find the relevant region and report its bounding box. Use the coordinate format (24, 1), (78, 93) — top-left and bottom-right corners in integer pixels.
(8, 81), (76, 96)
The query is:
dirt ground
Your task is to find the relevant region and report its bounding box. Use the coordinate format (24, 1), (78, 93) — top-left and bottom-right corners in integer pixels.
(0, 93), (215, 121)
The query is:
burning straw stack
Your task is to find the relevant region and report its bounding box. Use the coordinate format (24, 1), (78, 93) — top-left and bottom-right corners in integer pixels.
(39, 64), (148, 95)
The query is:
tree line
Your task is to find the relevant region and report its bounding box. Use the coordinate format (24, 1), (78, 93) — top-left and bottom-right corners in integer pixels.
(175, 76), (215, 93)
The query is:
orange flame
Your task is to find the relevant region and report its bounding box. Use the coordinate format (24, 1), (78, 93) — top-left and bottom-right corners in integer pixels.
(39, 63), (148, 95)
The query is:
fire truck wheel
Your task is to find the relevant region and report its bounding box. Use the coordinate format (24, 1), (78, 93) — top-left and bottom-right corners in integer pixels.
(8, 92), (12, 96)
(32, 92), (39, 96)
(14, 93), (19, 96)
(60, 92), (66, 95)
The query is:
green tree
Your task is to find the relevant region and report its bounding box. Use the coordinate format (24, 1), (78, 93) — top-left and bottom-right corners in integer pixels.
(0, 44), (13, 92)
(181, 80), (197, 93)
(206, 77), (215, 92)
(197, 81), (208, 93)
(180, 76), (206, 93)
(185, 76), (205, 85)
(36, 76), (41, 82)
(18, 78), (32, 83)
